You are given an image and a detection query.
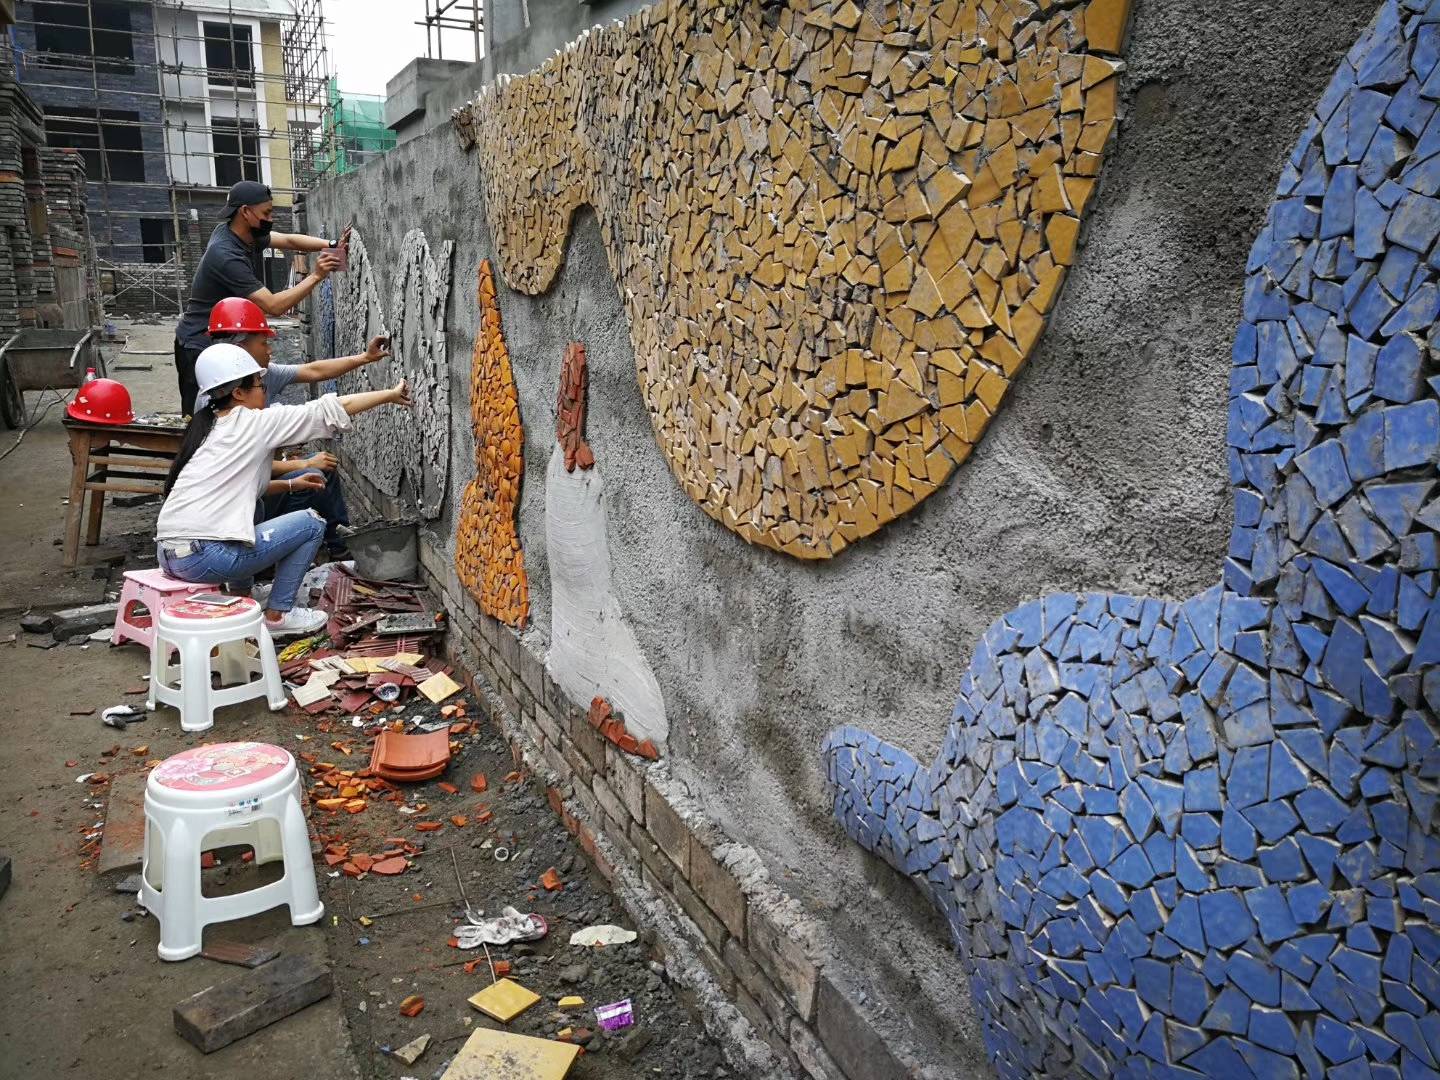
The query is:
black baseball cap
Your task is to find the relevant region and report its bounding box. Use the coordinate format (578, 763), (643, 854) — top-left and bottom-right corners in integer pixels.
(223, 180), (272, 219)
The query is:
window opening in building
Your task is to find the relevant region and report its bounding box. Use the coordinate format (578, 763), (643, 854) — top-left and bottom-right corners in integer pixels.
(33, 2), (135, 75)
(212, 118), (260, 187)
(140, 219), (175, 264)
(44, 109), (145, 183)
(204, 21), (255, 88)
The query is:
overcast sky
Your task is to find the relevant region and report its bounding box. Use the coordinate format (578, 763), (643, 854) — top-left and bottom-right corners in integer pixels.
(325, 0), (483, 98)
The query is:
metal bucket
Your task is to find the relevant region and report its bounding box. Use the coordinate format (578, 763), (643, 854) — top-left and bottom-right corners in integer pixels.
(347, 521), (418, 582)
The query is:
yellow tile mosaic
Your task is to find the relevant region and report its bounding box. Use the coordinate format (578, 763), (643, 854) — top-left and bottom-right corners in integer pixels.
(453, 0), (1128, 558)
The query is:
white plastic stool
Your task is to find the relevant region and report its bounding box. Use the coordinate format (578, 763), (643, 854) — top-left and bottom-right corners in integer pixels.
(140, 742), (324, 961)
(148, 595), (286, 733)
(112, 568), (211, 649)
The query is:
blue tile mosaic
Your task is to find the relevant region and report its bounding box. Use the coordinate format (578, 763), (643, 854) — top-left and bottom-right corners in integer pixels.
(821, 3), (1440, 1076)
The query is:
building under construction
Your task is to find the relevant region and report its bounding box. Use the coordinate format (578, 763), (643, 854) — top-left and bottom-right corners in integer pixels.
(7, 0), (337, 312)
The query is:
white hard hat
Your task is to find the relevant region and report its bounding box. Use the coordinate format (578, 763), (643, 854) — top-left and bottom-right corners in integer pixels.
(193, 342), (263, 410)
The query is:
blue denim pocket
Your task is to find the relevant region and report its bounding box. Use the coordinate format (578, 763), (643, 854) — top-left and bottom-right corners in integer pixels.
(162, 540), (240, 584)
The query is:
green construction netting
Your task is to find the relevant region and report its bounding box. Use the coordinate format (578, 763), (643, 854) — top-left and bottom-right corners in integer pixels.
(319, 78), (396, 176)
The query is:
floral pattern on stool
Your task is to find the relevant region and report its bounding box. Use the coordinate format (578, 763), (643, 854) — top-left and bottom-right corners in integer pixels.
(163, 595), (260, 620)
(152, 742), (290, 792)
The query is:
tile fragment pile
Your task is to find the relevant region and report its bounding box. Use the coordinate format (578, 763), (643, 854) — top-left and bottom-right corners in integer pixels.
(456, 259), (530, 628)
(824, 3), (1440, 1077)
(277, 567), (444, 718)
(454, 0), (1129, 558)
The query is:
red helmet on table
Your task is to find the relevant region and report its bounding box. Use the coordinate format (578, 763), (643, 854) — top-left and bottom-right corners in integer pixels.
(66, 378), (134, 425)
(208, 297), (275, 337)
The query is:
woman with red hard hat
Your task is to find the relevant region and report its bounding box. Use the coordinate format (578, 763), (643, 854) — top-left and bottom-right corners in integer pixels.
(155, 342), (410, 637)
(66, 378), (135, 425)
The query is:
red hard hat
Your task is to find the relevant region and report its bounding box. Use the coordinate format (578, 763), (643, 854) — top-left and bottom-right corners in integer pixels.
(208, 297), (274, 336)
(66, 378), (134, 425)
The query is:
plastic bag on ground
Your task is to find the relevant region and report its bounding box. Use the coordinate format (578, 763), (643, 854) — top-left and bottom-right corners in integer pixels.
(569, 924), (638, 947)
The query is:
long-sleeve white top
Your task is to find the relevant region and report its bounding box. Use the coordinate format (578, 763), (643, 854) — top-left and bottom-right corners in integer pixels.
(155, 395), (351, 545)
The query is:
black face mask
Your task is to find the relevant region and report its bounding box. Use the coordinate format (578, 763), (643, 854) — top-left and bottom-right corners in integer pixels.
(248, 211), (273, 241)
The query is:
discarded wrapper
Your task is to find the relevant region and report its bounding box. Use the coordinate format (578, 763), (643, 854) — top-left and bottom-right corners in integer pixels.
(101, 704), (144, 729)
(594, 998), (635, 1032)
(388, 1033), (430, 1065)
(453, 906), (548, 948)
(568, 924), (638, 948)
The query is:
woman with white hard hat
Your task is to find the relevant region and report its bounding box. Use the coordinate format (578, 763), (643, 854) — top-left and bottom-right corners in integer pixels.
(155, 342), (411, 636)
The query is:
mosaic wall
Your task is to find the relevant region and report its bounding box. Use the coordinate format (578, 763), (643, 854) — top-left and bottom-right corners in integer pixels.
(456, 260), (530, 629)
(545, 340), (669, 748)
(391, 228), (457, 519)
(333, 228), (455, 520)
(334, 230), (400, 495)
(315, 276), (335, 361)
(824, 3), (1440, 1076)
(453, 0), (1132, 560)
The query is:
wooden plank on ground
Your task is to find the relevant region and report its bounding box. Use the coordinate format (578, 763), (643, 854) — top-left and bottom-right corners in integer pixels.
(200, 938), (282, 968)
(173, 953), (332, 1053)
(98, 771), (146, 874)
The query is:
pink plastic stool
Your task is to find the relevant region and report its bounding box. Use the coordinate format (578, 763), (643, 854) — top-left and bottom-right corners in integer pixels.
(112, 568), (210, 649)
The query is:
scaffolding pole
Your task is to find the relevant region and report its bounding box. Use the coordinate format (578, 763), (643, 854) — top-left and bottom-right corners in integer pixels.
(10, 0), (335, 266)
(417, 0), (482, 64)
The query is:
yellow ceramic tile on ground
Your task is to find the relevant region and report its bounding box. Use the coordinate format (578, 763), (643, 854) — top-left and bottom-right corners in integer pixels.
(418, 671), (464, 704)
(468, 978), (541, 1022)
(439, 1027), (580, 1080)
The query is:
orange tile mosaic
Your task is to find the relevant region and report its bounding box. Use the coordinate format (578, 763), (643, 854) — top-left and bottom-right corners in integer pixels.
(455, 260), (530, 629)
(557, 341), (593, 472)
(453, 0), (1131, 559)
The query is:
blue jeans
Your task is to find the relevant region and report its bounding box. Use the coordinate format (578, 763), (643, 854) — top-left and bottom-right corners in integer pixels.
(158, 509), (325, 613)
(261, 468), (350, 549)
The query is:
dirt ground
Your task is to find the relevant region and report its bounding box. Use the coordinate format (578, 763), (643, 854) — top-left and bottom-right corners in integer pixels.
(0, 319), (737, 1080)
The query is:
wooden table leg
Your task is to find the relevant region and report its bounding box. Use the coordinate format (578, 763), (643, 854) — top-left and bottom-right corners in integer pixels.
(85, 436), (109, 546)
(63, 428), (89, 568)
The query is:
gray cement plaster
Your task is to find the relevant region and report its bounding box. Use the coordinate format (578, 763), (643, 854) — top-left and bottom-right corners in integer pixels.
(307, 0), (1382, 1069)
(545, 446), (668, 747)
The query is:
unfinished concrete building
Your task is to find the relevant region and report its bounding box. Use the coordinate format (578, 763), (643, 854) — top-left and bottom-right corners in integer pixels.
(9, 0), (330, 314)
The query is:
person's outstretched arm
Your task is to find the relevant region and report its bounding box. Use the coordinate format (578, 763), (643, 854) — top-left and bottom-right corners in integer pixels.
(251, 380), (409, 451)
(248, 252), (339, 317)
(340, 379), (411, 416)
(294, 336), (389, 384)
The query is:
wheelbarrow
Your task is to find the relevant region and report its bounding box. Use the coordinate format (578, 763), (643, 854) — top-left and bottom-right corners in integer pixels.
(0, 327), (103, 429)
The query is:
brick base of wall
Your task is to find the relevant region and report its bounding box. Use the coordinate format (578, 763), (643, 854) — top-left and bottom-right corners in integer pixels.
(338, 464), (941, 1080)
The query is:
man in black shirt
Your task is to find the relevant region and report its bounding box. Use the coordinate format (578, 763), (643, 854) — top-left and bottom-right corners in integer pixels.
(173, 180), (348, 414)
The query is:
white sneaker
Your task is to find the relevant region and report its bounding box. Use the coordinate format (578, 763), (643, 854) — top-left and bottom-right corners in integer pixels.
(264, 607), (328, 637)
(334, 524), (358, 539)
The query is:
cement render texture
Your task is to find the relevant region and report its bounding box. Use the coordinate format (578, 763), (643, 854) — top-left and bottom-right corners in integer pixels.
(308, 0), (1382, 1070)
